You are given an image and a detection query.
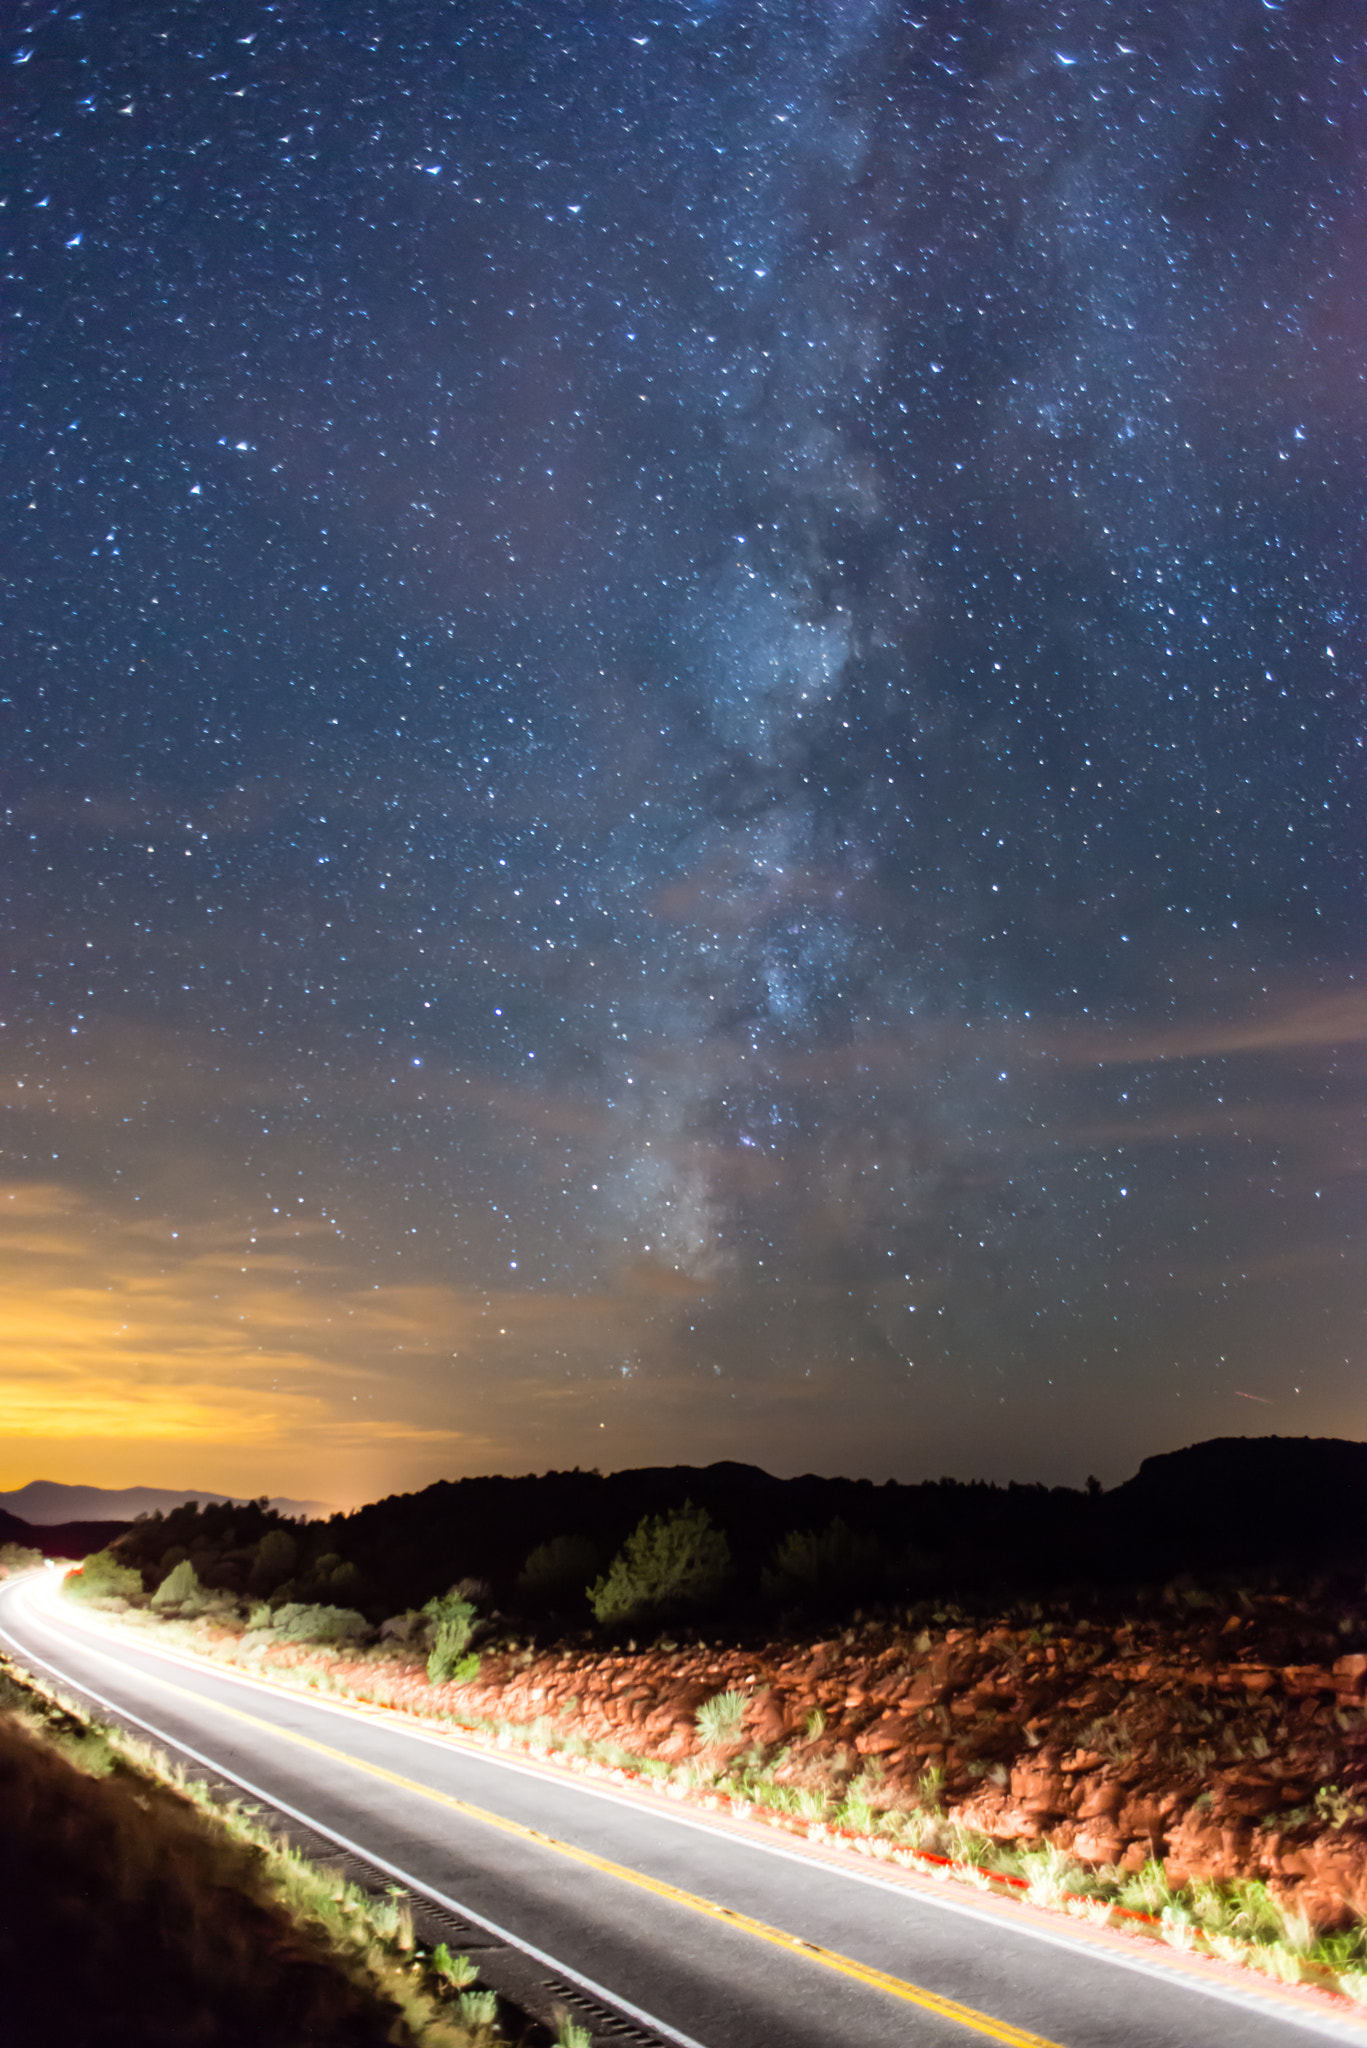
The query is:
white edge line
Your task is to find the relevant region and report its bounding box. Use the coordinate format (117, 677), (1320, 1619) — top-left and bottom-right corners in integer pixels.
(9, 1580), (1367, 2047)
(0, 1595), (710, 2048)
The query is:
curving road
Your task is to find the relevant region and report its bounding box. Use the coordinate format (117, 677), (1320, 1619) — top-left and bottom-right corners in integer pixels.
(2, 1572), (1361, 2048)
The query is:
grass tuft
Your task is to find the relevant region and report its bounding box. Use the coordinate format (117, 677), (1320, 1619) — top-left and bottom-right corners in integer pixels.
(695, 1688), (748, 1748)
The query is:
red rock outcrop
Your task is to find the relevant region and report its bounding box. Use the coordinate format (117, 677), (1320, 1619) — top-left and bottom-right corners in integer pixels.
(172, 1588), (1367, 1931)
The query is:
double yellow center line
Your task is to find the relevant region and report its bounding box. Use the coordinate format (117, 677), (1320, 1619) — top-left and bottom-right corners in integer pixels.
(131, 1661), (1061, 2047)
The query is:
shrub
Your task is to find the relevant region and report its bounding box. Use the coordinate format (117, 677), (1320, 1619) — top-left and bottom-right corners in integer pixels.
(378, 1610), (422, 1644)
(423, 1588), (478, 1684)
(309, 1555), (363, 1602)
(269, 1603), (368, 1646)
(761, 1518), (886, 1607)
(151, 1558), (206, 1611)
(63, 1550), (143, 1605)
(588, 1501), (731, 1625)
(0, 1542), (43, 1575)
(516, 1534), (602, 1606)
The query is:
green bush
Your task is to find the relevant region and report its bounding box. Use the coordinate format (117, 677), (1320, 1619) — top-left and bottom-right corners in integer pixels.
(63, 1550), (143, 1605)
(269, 1602), (368, 1645)
(761, 1518), (886, 1606)
(151, 1558), (207, 1611)
(304, 1552), (363, 1603)
(423, 1587), (478, 1684)
(0, 1542), (43, 1575)
(247, 1528), (297, 1595)
(516, 1534), (602, 1606)
(588, 1501), (731, 1625)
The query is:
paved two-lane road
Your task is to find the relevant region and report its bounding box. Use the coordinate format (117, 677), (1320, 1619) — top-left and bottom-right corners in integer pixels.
(1, 1573), (1358, 2048)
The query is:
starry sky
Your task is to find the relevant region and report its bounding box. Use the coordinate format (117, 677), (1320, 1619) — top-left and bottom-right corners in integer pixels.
(4, 0), (1364, 1507)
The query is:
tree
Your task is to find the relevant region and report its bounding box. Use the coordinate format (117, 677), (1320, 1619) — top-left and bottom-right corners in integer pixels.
(760, 1519), (886, 1608)
(588, 1502), (731, 1625)
(516, 1534), (601, 1607)
(248, 1527), (297, 1594)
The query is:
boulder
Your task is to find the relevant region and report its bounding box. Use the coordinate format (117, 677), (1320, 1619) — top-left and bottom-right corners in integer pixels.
(855, 1713), (913, 1756)
(1010, 1756), (1069, 1818)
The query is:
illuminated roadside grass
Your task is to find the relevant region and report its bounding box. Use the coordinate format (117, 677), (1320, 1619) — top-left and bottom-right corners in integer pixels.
(60, 1596), (1367, 2013)
(0, 1652), (504, 2047)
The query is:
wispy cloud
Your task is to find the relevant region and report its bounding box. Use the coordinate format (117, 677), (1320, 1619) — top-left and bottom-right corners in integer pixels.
(0, 1179), (632, 1501)
(1050, 984), (1367, 1067)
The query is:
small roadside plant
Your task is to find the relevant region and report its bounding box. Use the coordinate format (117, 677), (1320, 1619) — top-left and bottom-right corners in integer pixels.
(424, 1587), (479, 1685)
(458, 1988), (499, 2030)
(1315, 1783), (1366, 1831)
(1118, 1857), (1176, 1916)
(914, 1763), (945, 1814)
(587, 1501), (731, 1626)
(1019, 1844), (1089, 1912)
(432, 1944), (479, 1990)
(695, 1689), (748, 1749)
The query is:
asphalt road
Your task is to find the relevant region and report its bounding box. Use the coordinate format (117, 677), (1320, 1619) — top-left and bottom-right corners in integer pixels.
(2, 1573), (1361, 2048)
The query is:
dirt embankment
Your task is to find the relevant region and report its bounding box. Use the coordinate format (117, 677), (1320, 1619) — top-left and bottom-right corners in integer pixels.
(0, 1720), (406, 2046)
(0, 1656), (489, 2048)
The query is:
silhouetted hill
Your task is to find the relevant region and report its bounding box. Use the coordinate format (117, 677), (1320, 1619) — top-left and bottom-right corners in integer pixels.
(1098, 1435), (1367, 1575)
(322, 1458), (1093, 1614)
(0, 1507), (130, 1560)
(104, 1437), (1367, 1625)
(319, 1436), (1367, 1617)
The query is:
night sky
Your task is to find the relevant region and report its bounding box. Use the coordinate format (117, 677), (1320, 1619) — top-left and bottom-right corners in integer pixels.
(4, 0), (1364, 1506)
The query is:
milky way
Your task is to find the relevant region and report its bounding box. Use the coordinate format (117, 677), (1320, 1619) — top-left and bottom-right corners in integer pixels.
(3, 0), (1363, 1499)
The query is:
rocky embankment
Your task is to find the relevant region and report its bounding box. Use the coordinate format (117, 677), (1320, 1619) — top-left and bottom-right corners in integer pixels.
(99, 1584), (1367, 1936)
(436, 1605), (1367, 1928)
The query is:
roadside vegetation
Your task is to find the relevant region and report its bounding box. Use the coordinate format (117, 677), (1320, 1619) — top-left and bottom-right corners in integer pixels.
(44, 1439), (1367, 2015)
(58, 1536), (1367, 2013)
(0, 1540), (44, 1576)
(0, 1649), (513, 2046)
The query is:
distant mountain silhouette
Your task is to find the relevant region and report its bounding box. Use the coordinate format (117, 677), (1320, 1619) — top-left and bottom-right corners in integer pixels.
(0, 1507), (130, 1560)
(0, 1481), (331, 1526)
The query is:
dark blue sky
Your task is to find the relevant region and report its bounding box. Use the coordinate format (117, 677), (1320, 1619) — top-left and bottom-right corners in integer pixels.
(3, 0), (1363, 1503)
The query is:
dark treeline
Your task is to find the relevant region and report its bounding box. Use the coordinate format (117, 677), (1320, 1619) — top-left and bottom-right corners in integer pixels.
(91, 1436), (1367, 1630)
(0, 1510), (129, 1560)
